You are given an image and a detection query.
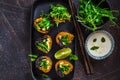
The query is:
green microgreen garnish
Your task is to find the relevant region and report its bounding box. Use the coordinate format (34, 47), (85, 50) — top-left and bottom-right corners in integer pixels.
(28, 53), (38, 62)
(101, 37), (106, 43)
(35, 14), (52, 30)
(76, 0), (117, 31)
(93, 38), (97, 42)
(69, 54), (78, 61)
(36, 39), (49, 52)
(90, 46), (99, 50)
(50, 4), (71, 26)
(40, 74), (48, 78)
(60, 35), (69, 46)
(39, 60), (50, 69)
(59, 64), (70, 75)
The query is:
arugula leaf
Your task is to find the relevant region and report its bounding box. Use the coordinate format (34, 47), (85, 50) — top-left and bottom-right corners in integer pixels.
(90, 46), (99, 50)
(77, 0), (117, 31)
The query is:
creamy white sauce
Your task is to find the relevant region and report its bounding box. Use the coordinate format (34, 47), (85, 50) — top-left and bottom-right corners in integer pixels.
(87, 32), (112, 57)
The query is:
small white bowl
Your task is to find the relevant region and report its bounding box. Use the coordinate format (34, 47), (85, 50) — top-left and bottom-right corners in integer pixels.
(85, 30), (115, 60)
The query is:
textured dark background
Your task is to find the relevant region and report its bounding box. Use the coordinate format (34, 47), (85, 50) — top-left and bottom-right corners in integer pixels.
(0, 0), (120, 80)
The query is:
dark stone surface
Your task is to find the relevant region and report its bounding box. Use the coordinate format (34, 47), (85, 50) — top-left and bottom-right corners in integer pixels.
(0, 0), (120, 80)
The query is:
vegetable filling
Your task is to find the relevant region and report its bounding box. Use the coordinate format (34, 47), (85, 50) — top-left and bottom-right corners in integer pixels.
(59, 35), (69, 46)
(39, 59), (50, 69)
(34, 14), (52, 31)
(59, 63), (70, 76)
(36, 39), (50, 52)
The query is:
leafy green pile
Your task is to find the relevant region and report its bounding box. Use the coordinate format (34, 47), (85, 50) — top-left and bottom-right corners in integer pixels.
(77, 0), (116, 31)
(50, 4), (71, 26)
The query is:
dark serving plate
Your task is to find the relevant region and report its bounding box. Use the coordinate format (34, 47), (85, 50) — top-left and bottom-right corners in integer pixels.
(30, 0), (76, 80)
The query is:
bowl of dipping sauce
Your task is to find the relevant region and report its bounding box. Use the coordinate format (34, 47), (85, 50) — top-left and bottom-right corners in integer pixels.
(85, 30), (115, 60)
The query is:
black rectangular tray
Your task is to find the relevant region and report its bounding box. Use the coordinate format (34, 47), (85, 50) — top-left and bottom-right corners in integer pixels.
(30, 0), (76, 80)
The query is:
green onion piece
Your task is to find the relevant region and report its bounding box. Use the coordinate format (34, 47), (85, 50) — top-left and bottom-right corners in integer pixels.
(69, 54), (78, 61)
(28, 53), (38, 58)
(40, 74), (48, 78)
(30, 58), (36, 62)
